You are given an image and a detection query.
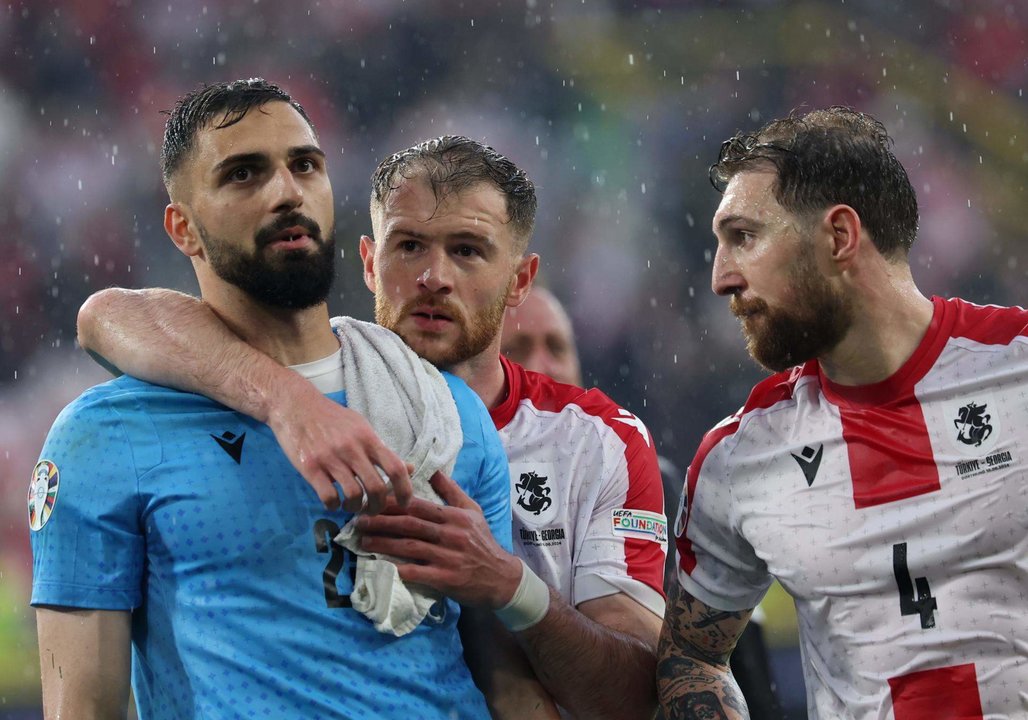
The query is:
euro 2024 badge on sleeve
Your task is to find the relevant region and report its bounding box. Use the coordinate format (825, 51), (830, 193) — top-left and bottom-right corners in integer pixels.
(29, 460), (60, 531)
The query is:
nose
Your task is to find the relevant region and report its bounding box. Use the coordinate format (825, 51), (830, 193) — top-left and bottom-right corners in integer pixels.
(711, 244), (745, 297)
(270, 166), (303, 215)
(418, 248), (453, 295)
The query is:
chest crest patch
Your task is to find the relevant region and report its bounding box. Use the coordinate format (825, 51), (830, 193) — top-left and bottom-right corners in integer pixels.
(510, 462), (560, 526)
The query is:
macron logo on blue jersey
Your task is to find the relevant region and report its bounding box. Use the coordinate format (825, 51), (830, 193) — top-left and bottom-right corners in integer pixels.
(211, 431), (246, 464)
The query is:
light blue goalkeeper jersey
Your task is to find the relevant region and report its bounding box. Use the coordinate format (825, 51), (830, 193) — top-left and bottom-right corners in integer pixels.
(30, 372), (510, 720)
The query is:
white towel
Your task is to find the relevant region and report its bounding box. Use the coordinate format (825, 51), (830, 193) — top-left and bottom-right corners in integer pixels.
(329, 316), (463, 636)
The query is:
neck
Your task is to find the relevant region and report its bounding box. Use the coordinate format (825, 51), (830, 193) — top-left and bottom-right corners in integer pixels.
(200, 281), (340, 366)
(818, 258), (934, 386)
(447, 338), (509, 409)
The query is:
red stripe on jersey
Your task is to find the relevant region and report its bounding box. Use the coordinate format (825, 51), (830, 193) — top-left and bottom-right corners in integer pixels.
(492, 356), (592, 430)
(677, 365), (813, 575)
(944, 296), (1028, 345)
(584, 393), (665, 598)
(496, 356), (666, 598)
(889, 663), (984, 720)
(822, 297), (959, 508)
(837, 401), (940, 508)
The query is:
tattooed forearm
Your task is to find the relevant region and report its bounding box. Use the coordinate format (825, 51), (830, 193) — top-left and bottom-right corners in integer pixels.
(657, 583), (752, 719)
(676, 691), (734, 720)
(657, 655), (747, 719)
(664, 583), (749, 663)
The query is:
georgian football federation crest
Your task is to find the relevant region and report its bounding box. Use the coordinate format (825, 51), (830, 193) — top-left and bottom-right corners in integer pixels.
(942, 393), (1001, 456)
(509, 462), (559, 526)
(28, 460), (60, 531)
(516, 472), (552, 514)
(954, 402), (992, 447)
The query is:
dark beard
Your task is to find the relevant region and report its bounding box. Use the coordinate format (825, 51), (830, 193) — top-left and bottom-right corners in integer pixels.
(731, 253), (853, 373)
(200, 213), (336, 309)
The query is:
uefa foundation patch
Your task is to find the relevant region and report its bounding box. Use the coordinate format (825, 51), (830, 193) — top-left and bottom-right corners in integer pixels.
(611, 509), (668, 545)
(28, 460), (60, 531)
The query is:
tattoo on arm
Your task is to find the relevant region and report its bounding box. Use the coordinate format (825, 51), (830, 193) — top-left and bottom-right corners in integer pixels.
(657, 582), (751, 719)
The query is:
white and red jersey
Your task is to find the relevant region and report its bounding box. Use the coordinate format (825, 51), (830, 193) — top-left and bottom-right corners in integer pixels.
(676, 297), (1028, 719)
(493, 356), (666, 618)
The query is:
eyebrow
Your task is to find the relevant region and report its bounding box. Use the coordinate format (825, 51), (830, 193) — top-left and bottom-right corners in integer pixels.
(387, 227), (495, 245)
(212, 145), (326, 175)
(288, 144), (326, 160)
(715, 213), (764, 232)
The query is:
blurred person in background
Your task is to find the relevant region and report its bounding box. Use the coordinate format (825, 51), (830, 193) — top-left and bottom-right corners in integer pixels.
(659, 107), (1028, 718)
(502, 284), (784, 719)
(79, 135), (667, 718)
(31, 79), (531, 719)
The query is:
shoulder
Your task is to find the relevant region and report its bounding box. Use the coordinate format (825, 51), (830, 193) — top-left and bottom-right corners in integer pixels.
(440, 371), (497, 445)
(509, 360), (630, 425)
(48, 376), (222, 456)
(54, 375), (168, 424)
(509, 364), (659, 474)
(689, 362), (815, 476)
(511, 361), (592, 413)
(941, 296), (1028, 345)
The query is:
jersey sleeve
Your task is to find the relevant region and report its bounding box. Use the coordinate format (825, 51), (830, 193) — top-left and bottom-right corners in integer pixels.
(30, 388), (148, 611)
(442, 373), (513, 553)
(573, 402), (667, 618)
(472, 411), (513, 553)
(674, 417), (772, 611)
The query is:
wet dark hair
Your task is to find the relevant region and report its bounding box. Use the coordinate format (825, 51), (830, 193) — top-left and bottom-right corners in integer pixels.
(370, 135), (537, 248)
(710, 107), (919, 257)
(161, 78), (314, 187)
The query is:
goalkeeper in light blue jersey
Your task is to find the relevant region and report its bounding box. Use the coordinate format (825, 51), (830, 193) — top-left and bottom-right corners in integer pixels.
(30, 78), (521, 720)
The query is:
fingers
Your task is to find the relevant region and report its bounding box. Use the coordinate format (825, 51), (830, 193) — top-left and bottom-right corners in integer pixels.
(272, 398), (415, 513)
(370, 445), (414, 507)
(430, 470), (478, 510)
(305, 468), (342, 511)
(348, 457), (390, 516)
(359, 513), (444, 542)
(338, 472), (369, 514)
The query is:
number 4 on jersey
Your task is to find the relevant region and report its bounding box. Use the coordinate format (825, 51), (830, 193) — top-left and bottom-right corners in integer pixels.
(893, 542), (937, 629)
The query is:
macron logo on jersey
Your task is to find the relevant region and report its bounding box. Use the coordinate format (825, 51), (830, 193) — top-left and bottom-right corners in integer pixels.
(211, 431), (246, 464)
(612, 409), (650, 447)
(791, 444), (823, 487)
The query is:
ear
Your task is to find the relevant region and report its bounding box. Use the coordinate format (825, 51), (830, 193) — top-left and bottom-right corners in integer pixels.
(359, 234), (377, 293)
(823, 204), (862, 268)
(164, 203), (204, 258)
(506, 253), (540, 308)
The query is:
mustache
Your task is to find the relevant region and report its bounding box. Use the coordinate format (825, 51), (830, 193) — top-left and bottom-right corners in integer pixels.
(254, 213), (323, 249)
(399, 293), (466, 326)
(730, 294), (769, 319)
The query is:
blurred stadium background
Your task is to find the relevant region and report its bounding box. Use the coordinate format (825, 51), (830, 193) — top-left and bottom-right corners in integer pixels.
(1, 0), (1025, 716)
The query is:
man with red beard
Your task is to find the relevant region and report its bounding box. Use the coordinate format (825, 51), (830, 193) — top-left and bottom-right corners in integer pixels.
(501, 287), (784, 719)
(659, 107), (1028, 719)
(78, 136), (667, 718)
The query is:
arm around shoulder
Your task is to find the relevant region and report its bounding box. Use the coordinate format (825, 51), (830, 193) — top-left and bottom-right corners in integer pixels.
(76, 287), (411, 512)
